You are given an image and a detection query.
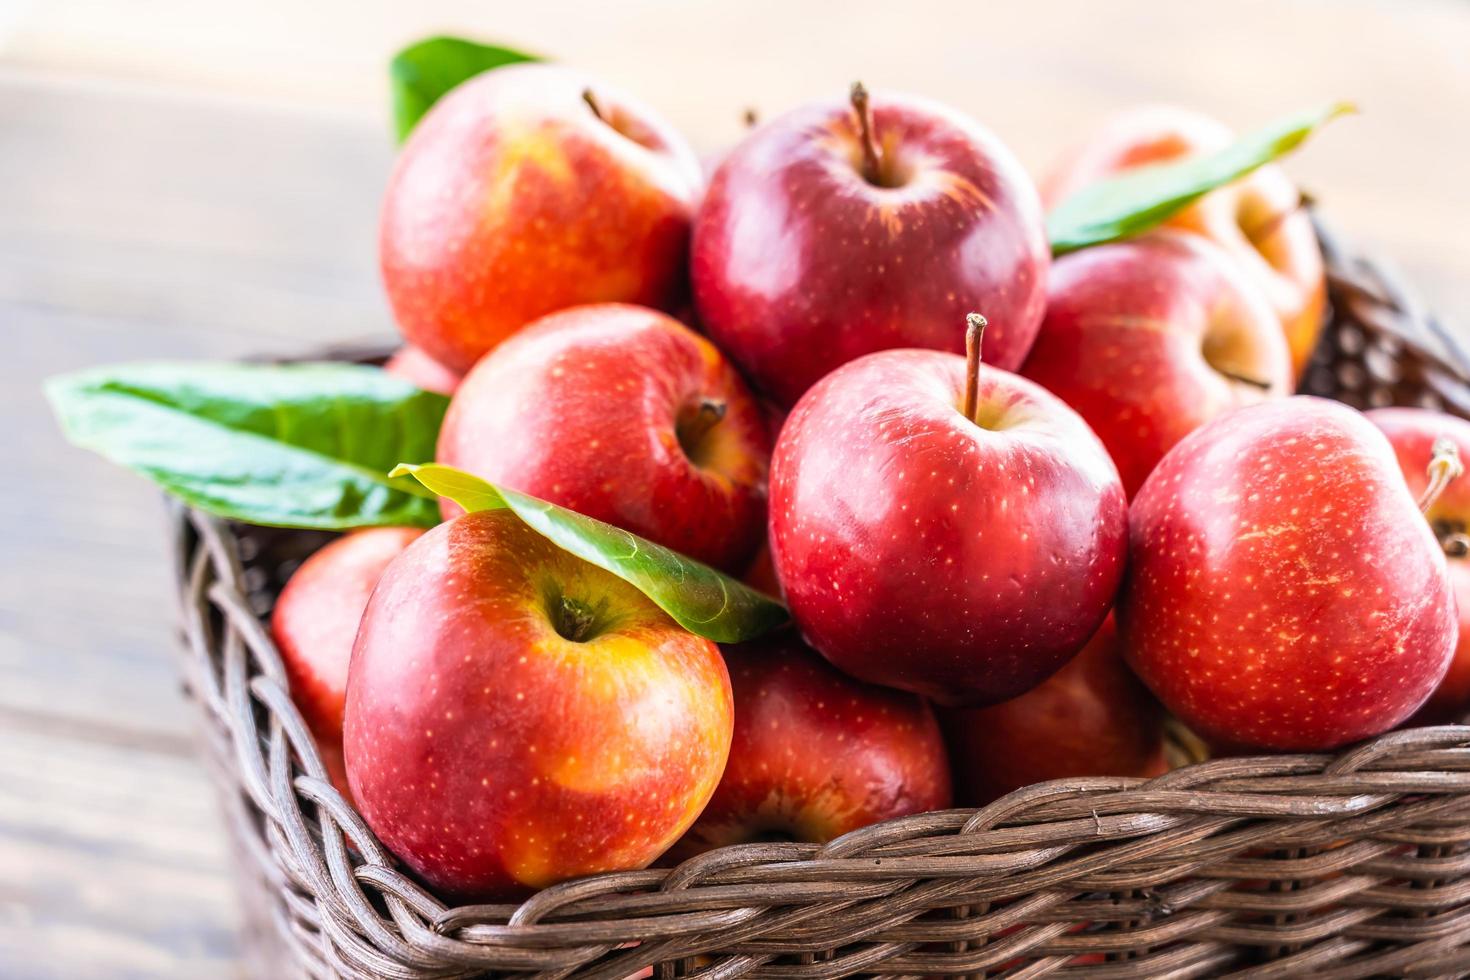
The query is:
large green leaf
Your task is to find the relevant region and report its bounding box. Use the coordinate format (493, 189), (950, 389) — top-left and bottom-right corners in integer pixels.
(392, 463), (789, 643)
(47, 362), (449, 529)
(391, 35), (539, 142)
(1047, 103), (1354, 255)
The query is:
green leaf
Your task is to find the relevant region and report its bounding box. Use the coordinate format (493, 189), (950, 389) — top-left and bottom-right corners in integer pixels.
(1046, 102), (1354, 255)
(47, 362), (449, 530)
(391, 35), (539, 142)
(392, 463), (789, 643)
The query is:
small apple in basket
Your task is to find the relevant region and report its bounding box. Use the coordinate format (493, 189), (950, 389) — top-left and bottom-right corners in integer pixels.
(769, 316), (1127, 706)
(437, 304), (771, 573)
(1041, 105), (1326, 377)
(1368, 407), (1470, 725)
(939, 615), (1168, 806)
(675, 634), (951, 854)
(383, 345), (463, 396)
(1121, 397), (1458, 751)
(344, 510), (733, 899)
(693, 83), (1049, 407)
(381, 64), (703, 373)
(271, 527), (423, 796)
(1021, 231), (1292, 496)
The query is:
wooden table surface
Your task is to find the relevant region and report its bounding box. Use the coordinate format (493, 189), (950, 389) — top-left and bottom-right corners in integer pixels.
(4, 1), (1468, 975)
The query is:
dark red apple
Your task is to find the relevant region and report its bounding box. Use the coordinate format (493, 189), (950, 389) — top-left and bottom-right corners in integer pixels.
(437, 303), (770, 573)
(693, 83), (1049, 407)
(1021, 231), (1291, 497)
(381, 63), (703, 373)
(1041, 105), (1326, 376)
(1121, 397), (1457, 750)
(1368, 407), (1470, 725)
(939, 615), (1167, 806)
(345, 510), (732, 899)
(384, 345), (463, 396)
(678, 634), (950, 852)
(769, 318), (1127, 706)
(271, 527), (423, 794)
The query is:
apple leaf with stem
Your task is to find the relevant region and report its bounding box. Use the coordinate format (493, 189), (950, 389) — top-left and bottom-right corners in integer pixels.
(46, 362), (449, 529)
(1046, 102), (1355, 255)
(391, 35), (540, 142)
(391, 462), (790, 643)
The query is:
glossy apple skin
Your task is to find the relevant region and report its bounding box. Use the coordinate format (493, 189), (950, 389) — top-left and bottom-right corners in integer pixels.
(1121, 397), (1457, 751)
(437, 304), (771, 573)
(770, 349), (1128, 706)
(271, 527), (424, 793)
(938, 615), (1167, 806)
(383, 345), (463, 396)
(1021, 231), (1291, 497)
(678, 635), (950, 853)
(344, 510), (733, 899)
(1367, 408), (1470, 725)
(1042, 105), (1326, 377)
(381, 63), (703, 374)
(692, 91), (1049, 407)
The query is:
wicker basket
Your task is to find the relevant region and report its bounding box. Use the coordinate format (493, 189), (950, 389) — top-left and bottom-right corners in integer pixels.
(171, 214), (1470, 979)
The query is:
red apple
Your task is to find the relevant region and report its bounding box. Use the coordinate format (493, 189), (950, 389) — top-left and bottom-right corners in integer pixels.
(344, 510), (733, 899)
(1041, 105), (1326, 376)
(677, 634), (950, 853)
(271, 527), (423, 794)
(938, 615), (1167, 806)
(1368, 407), (1470, 725)
(437, 304), (770, 573)
(769, 321), (1128, 706)
(692, 83), (1049, 407)
(381, 63), (702, 373)
(1021, 231), (1291, 497)
(383, 345), (463, 396)
(1121, 397), (1457, 751)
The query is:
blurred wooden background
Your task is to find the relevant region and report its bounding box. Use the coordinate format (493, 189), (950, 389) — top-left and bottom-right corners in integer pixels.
(3, 0), (1468, 976)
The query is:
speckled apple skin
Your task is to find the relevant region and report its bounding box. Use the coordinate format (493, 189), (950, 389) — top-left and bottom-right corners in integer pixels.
(769, 349), (1128, 706)
(1368, 407), (1470, 725)
(691, 91), (1049, 408)
(344, 511), (733, 900)
(939, 615), (1167, 806)
(381, 63), (703, 374)
(437, 304), (771, 573)
(1121, 397), (1457, 751)
(383, 345), (463, 396)
(677, 634), (950, 853)
(1021, 231), (1291, 497)
(1041, 105), (1325, 377)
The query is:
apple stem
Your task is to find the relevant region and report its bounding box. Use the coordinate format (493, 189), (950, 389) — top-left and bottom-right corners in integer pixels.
(849, 82), (884, 185)
(963, 313), (987, 425)
(1418, 436), (1464, 514)
(1242, 190), (1316, 246)
(677, 398), (727, 451)
(743, 107), (759, 128)
(1217, 368), (1273, 392)
(581, 88), (606, 124)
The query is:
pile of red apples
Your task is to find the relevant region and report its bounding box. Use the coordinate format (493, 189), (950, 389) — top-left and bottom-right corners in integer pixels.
(271, 64), (1470, 901)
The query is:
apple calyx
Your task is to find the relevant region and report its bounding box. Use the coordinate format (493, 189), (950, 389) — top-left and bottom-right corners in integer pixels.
(554, 594), (601, 643)
(963, 312), (988, 425)
(848, 82), (885, 186)
(1418, 435), (1465, 514)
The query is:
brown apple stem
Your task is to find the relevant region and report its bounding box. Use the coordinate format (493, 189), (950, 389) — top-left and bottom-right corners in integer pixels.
(849, 81), (883, 185)
(677, 398), (727, 449)
(963, 313), (987, 424)
(1241, 190), (1316, 245)
(742, 107), (759, 128)
(581, 88), (606, 124)
(1418, 436), (1464, 513)
(1217, 368), (1273, 391)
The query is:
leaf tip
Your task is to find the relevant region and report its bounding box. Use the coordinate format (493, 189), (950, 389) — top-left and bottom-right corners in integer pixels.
(388, 463), (420, 479)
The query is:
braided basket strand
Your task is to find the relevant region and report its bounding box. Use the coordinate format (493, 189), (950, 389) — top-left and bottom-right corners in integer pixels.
(172, 214), (1470, 979)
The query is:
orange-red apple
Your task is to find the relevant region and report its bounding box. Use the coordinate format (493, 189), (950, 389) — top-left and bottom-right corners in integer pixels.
(938, 615), (1167, 806)
(344, 510), (732, 899)
(1041, 105), (1326, 376)
(381, 63), (702, 373)
(1021, 231), (1291, 497)
(437, 304), (770, 573)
